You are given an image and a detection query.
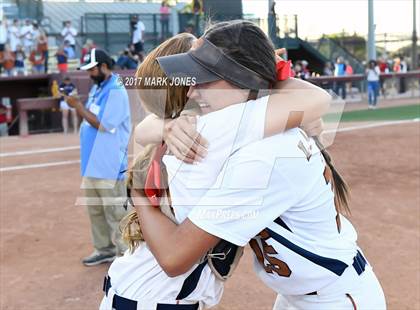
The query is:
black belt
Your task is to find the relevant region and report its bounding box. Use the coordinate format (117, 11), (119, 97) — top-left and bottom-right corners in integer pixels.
(103, 276), (199, 310)
(306, 250), (367, 296)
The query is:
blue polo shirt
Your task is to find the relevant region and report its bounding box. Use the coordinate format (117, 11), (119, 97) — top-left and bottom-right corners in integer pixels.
(334, 63), (346, 76)
(80, 73), (131, 180)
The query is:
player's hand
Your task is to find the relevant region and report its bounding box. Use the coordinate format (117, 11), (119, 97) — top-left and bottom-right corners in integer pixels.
(64, 94), (81, 109)
(275, 48), (287, 63)
(163, 113), (209, 164)
(301, 118), (324, 137)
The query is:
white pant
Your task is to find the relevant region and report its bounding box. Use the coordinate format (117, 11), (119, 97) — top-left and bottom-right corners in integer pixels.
(273, 265), (386, 310)
(99, 286), (204, 310)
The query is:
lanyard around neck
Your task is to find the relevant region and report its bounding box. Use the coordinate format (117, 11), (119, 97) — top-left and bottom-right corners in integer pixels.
(92, 75), (113, 102)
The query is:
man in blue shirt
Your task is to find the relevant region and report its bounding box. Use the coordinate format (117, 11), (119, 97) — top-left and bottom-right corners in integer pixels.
(65, 48), (132, 266)
(333, 56), (347, 99)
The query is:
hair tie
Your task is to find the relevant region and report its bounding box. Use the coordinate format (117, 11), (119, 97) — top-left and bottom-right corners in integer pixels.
(144, 144), (168, 207)
(276, 60), (293, 81)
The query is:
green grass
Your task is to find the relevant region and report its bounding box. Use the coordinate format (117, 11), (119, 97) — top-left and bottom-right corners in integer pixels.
(324, 104), (420, 122)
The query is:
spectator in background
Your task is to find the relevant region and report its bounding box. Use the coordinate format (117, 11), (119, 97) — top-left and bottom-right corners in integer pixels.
(59, 76), (78, 134)
(3, 45), (15, 76)
(61, 21), (77, 55)
(378, 57), (389, 73)
(116, 46), (138, 69)
(131, 15), (145, 62)
(386, 58), (393, 72)
(31, 21), (40, 46)
(63, 40), (76, 59)
(293, 60), (309, 80)
(29, 46), (45, 74)
(322, 61), (334, 92)
(36, 28), (49, 73)
(14, 44), (26, 75)
(366, 59), (380, 109)
(65, 49), (131, 266)
(293, 61), (302, 79)
(0, 101), (9, 137)
(0, 51), (3, 76)
(56, 46), (68, 73)
(81, 38), (95, 64)
(128, 43), (136, 56)
(300, 60), (310, 79)
(193, 0), (202, 13)
(400, 56), (408, 72)
(344, 60), (353, 75)
(399, 56), (408, 93)
(160, 1), (171, 40)
(180, 23), (195, 35)
(400, 57), (408, 94)
(0, 20), (7, 75)
(20, 19), (34, 55)
(334, 56), (346, 99)
(393, 57), (408, 93)
(0, 20), (6, 50)
(393, 57), (401, 73)
(323, 61), (333, 76)
(344, 60), (354, 98)
(378, 57), (389, 97)
(8, 19), (21, 53)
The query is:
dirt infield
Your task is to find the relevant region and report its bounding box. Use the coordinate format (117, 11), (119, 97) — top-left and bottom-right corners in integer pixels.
(1, 119), (419, 309)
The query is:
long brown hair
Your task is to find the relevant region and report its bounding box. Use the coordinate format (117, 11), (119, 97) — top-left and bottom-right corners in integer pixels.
(121, 33), (196, 253)
(135, 33), (195, 118)
(314, 137), (350, 216)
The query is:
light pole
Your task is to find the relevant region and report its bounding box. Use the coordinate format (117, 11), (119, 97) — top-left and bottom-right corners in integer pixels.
(268, 0), (276, 43)
(367, 0), (376, 60)
(412, 0), (418, 69)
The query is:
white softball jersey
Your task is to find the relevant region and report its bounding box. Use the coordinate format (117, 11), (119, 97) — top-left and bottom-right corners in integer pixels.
(102, 95), (270, 309)
(188, 127), (363, 296)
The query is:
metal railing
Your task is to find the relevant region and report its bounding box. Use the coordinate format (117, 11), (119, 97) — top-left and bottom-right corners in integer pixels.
(308, 71), (420, 100)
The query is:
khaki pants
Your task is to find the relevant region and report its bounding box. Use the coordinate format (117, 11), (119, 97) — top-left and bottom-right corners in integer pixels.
(82, 177), (129, 255)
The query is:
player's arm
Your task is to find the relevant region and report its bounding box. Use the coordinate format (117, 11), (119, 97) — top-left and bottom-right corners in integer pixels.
(134, 114), (164, 145)
(65, 89), (127, 131)
(134, 86), (328, 163)
(132, 191), (219, 277)
(64, 95), (102, 130)
(134, 157), (287, 277)
(135, 81), (329, 147)
(266, 78), (331, 137)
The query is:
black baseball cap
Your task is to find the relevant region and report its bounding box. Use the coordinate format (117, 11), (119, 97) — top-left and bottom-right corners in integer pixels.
(156, 38), (270, 90)
(79, 48), (115, 70)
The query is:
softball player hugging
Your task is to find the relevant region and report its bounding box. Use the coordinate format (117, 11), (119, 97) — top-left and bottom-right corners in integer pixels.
(106, 21), (386, 310)
(100, 24), (332, 310)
